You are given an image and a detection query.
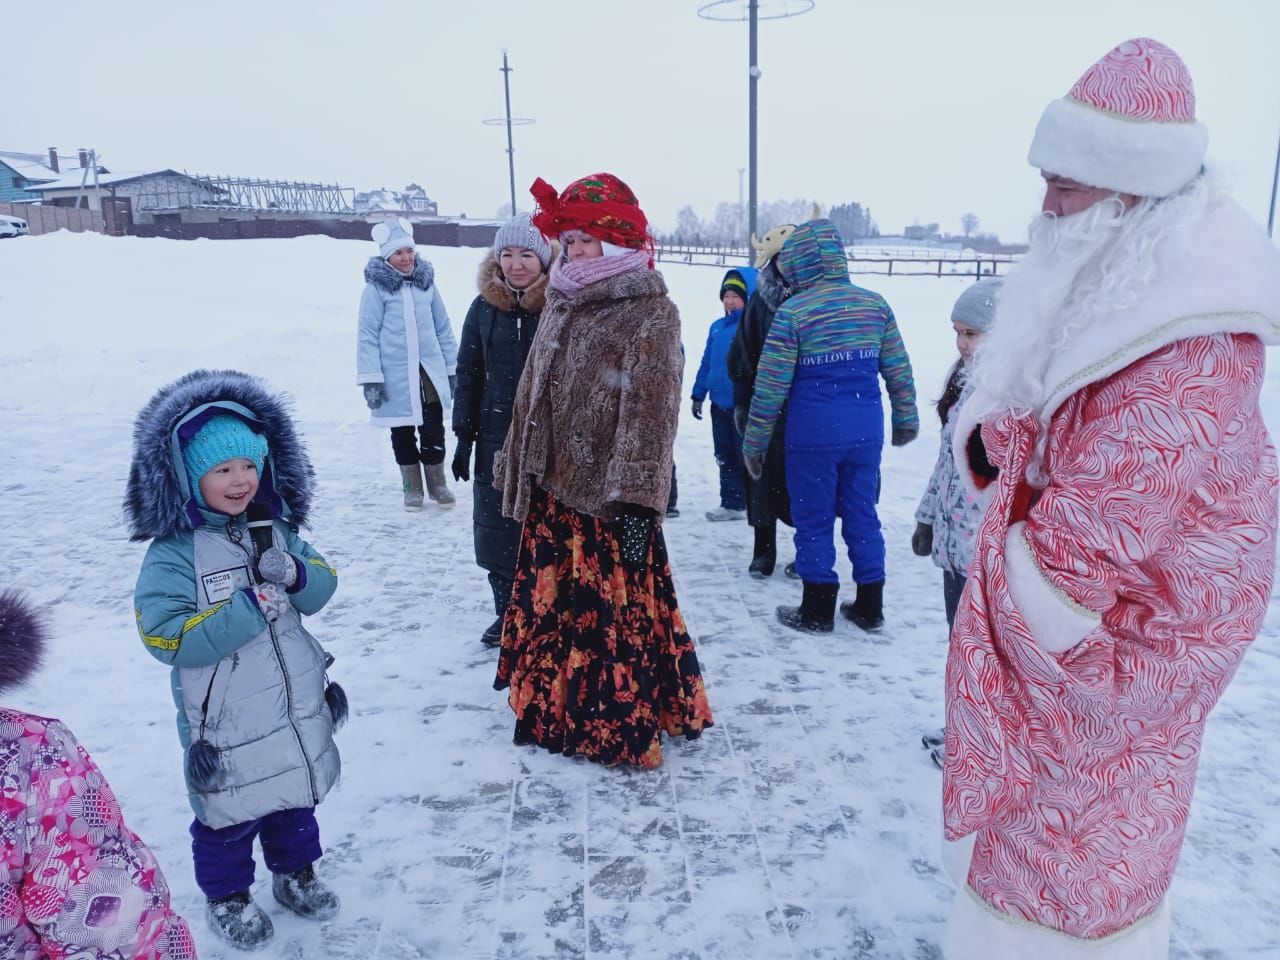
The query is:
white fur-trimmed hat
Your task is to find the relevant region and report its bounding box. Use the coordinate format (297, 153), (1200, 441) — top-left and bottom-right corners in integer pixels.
(1028, 37), (1208, 199)
(371, 217), (415, 258)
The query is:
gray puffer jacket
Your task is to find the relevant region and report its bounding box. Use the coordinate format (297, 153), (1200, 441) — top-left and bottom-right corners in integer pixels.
(914, 381), (992, 576)
(126, 371), (340, 828)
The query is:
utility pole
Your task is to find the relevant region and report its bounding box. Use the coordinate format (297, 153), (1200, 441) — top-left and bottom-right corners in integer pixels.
(698, 1), (814, 246)
(738, 167), (746, 246)
(748, 0), (759, 243)
(500, 52), (517, 217)
(1269, 129), (1280, 238)
(483, 51), (535, 218)
(90, 149), (102, 214)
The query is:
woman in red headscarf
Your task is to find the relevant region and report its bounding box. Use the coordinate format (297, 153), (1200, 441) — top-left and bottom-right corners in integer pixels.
(492, 173), (713, 768)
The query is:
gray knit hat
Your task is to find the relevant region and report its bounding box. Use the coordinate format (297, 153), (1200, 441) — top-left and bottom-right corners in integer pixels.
(493, 213), (552, 268)
(950, 277), (1003, 332)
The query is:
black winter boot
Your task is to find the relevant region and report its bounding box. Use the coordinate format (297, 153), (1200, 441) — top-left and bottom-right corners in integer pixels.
(748, 524), (777, 579)
(840, 580), (885, 632)
(272, 864), (340, 921)
(482, 574), (512, 647)
(206, 891), (273, 951)
(776, 582), (838, 634)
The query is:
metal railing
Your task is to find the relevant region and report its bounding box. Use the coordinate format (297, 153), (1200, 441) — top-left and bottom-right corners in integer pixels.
(654, 243), (1017, 277)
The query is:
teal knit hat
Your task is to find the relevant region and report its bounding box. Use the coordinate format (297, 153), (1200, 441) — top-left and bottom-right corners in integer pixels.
(182, 413), (268, 506)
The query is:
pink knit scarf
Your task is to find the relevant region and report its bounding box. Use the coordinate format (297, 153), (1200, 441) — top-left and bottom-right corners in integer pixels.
(549, 248), (650, 296)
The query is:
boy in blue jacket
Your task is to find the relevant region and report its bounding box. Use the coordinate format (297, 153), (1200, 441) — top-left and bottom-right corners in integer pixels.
(127, 369), (345, 951)
(691, 267), (757, 521)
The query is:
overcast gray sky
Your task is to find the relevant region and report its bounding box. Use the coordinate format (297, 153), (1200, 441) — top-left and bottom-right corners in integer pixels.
(7, 0), (1279, 241)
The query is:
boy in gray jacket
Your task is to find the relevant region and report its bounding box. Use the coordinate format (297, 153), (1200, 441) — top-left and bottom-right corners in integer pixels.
(127, 369), (344, 950)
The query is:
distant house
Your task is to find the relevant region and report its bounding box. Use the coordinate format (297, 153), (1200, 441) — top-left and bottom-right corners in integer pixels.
(399, 183), (435, 213)
(0, 149), (63, 202)
(903, 222), (941, 241)
(22, 169), (226, 220)
(354, 183), (438, 217)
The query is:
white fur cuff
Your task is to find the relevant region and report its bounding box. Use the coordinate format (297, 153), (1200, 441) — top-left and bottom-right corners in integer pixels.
(1028, 97), (1207, 199)
(1004, 522), (1101, 654)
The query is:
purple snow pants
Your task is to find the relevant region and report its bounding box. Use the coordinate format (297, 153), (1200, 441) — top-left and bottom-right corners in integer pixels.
(190, 806), (322, 899)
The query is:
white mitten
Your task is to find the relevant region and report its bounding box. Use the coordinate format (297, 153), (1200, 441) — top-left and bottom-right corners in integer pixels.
(253, 582), (291, 622)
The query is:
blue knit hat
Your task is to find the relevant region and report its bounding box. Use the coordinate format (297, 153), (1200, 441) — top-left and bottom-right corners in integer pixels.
(182, 414), (268, 506)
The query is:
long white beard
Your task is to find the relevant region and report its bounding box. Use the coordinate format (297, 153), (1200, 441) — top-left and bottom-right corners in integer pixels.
(968, 177), (1209, 423)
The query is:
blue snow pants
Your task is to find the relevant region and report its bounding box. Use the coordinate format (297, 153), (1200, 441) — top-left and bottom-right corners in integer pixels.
(786, 444), (884, 586)
(710, 403), (747, 510)
(191, 806), (322, 899)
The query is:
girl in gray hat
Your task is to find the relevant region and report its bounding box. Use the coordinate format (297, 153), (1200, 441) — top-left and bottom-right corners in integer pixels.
(913, 278), (1001, 766)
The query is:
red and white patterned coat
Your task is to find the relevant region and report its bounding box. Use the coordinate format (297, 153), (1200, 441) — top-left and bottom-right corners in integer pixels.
(943, 194), (1280, 952)
(0, 709), (196, 960)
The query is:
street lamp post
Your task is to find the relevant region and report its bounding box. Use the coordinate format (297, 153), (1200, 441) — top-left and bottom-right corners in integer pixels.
(1268, 128), (1280, 239)
(698, 0), (815, 245)
(483, 51), (535, 217)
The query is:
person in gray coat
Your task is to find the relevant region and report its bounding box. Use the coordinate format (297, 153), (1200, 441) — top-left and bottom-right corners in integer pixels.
(127, 369), (346, 951)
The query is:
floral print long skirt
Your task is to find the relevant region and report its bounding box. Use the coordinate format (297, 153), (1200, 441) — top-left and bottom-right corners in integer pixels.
(494, 490), (713, 768)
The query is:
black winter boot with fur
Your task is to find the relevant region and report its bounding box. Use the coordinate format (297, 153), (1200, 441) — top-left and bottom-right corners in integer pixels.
(776, 582), (838, 634)
(840, 580), (885, 632)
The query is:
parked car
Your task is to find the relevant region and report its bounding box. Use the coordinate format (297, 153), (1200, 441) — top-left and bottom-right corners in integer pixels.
(0, 214), (30, 238)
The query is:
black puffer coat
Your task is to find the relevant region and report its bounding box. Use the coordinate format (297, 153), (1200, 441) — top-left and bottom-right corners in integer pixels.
(727, 261), (793, 528)
(453, 251), (548, 578)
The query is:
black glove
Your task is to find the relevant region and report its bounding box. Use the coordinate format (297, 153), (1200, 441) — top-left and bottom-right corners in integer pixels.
(613, 504), (655, 573)
(967, 428), (999, 482)
(691, 398), (704, 421)
(743, 451), (764, 481)
(911, 522), (933, 557)
(448, 374), (457, 396)
(733, 406), (749, 437)
(891, 424), (919, 447)
(451, 440), (473, 482)
(362, 383), (386, 410)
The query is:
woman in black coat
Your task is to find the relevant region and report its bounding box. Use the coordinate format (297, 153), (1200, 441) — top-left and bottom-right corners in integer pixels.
(451, 215), (553, 644)
(727, 252), (794, 578)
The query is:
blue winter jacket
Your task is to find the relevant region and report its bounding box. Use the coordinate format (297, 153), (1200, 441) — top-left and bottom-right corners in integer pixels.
(693, 267), (758, 410)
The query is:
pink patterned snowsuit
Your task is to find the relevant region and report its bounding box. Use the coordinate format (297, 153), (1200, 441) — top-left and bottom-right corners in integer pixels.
(943, 194), (1280, 957)
(0, 709), (196, 960)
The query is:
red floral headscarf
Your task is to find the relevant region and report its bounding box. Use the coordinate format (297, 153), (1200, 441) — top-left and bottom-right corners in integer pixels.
(529, 173), (654, 263)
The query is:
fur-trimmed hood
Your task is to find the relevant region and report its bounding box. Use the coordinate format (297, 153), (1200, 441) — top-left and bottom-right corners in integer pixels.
(0, 591), (47, 692)
(476, 247), (555, 314)
(124, 370), (315, 541)
(364, 254), (435, 293)
(756, 259), (793, 311)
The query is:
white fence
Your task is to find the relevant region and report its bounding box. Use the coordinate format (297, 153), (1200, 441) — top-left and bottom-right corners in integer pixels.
(654, 243), (1017, 278)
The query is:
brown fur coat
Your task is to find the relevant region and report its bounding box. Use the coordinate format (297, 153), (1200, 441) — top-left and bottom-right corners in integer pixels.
(494, 268), (683, 521)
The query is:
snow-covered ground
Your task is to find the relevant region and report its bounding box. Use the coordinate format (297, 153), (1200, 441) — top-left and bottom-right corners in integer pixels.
(0, 232), (1277, 959)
